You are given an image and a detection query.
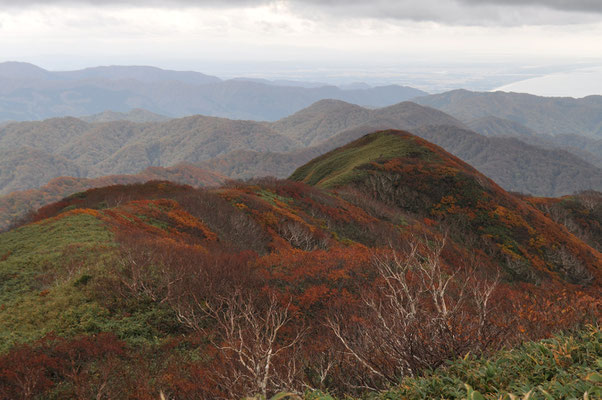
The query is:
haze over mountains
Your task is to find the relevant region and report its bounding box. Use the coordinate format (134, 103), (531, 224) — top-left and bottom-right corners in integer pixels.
(1, 63), (602, 231)
(414, 89), (602, 138)
(199, 102), (602, 197)
(0, 62), (426, 122)
(1, 99), (601, 231)
(1, 98), (601, 199)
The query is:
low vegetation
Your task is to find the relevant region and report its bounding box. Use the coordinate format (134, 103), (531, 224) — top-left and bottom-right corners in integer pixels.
(0, 131), (599, 399)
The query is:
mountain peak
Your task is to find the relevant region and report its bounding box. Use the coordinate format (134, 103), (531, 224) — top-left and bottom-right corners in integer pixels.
(290, 129), (475, 189)
(0, 61), (50, 79)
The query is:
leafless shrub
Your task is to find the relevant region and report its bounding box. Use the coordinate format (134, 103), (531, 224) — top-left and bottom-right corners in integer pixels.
(176, 290), (306, 399)
(576, 190), (601, 212)
(278, 221), (329, 251)
(548, 246), (593, 285)
(326, 236), (501, 390)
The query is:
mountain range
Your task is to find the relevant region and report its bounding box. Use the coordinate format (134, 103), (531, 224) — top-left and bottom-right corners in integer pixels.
(1, 98), (601, 230)
(414, 89), (602, 138)
(0, 129), (598, 398)
(0, 62), (426, 121)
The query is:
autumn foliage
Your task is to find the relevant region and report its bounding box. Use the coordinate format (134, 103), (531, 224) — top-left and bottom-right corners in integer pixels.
(0, 131), (600, 399)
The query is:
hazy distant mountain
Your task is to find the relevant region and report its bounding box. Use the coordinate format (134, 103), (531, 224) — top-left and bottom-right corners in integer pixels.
(466, 115), (602, 168)
(0, 114), (297, 193)
(412, 125), (602, 196)
(79, 109), (171, 123)
(0, 62), (221, 85)
(197, 101), (602, 197)
(53, 65), (222, 85)
(0, 61), (51, 80)
(0, 147), (82, 195)
(272, 99), (465, 146)
(414, 89), (602, 138)
(1, 99), (600, 205)
(0, 62), (427, 121)
(467, 116), (539, 137)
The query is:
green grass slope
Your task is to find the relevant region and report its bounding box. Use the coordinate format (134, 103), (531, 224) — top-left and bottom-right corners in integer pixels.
(290, 130), (435, 188)
(0, 212), (113, 350)
(0, 207), (182, 353)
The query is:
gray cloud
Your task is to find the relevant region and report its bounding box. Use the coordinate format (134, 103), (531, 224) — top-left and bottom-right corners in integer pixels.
(1, 0), (601, 11)
(0, 0), (600, 25)
(0, 0), (272, 7)
(460, 0), (602, 13)
(288, 0), (602, 25)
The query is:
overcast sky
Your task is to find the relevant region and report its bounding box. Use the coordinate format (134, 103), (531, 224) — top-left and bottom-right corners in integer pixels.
(0, 0), (601, 94)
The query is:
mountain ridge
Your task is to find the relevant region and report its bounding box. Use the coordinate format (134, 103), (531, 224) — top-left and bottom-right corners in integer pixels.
(1, 99), (601, 231)
(0, 62), (427, 122)
(415, 89), (602, 138)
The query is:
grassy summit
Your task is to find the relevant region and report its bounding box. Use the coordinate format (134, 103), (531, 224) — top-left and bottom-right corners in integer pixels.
(290, 130), (435, 188)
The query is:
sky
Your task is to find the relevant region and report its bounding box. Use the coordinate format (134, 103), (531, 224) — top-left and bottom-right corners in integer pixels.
(0, 0), (601, 95)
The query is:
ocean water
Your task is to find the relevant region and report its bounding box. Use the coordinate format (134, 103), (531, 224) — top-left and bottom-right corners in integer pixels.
(495, 66), (602, 98)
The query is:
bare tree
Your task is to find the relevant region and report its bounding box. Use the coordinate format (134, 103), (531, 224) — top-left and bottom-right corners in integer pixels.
(278, 221), (329, 251)
(549, 246), (593, 284)
(197, 290), (305, 399)
(327, 236), (500, 389)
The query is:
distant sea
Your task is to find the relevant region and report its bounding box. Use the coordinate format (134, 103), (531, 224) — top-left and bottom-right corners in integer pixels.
(495, 66), (602, 98)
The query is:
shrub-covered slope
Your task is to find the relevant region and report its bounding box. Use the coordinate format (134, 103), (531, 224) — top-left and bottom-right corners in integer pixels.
(0, 131), (599, 399)
(292, 130), (600, 284)
(368, 326), (602, 399)
(0, 164), (225, 230)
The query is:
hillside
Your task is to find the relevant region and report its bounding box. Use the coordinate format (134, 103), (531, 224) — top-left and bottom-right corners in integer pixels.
(0, 164), (225, 230)
(412, 125), (602, 196)
(2, 99), (601, 231)
(525, 191), (602, 252)
(291, 130), (600, 283)
(201, 110), (602, 196)
(0, 62), (426, 122)
(79, 109), (171, 124)
(0, 131), (599, 398)
(273, 99), (466, 146)
(415, 89), (602, 138)
(0, 147), (83, 195)
(0, 115), (297, 193)
(515, 134), (602, 168)
(467, 115), (539, 137)
(371, 326), (602, 399)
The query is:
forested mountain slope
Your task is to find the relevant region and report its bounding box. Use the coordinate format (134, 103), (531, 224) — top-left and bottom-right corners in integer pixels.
(198, 106), (602, 196)
(414, 89), (602, 138)
(0, 164), (225, 230)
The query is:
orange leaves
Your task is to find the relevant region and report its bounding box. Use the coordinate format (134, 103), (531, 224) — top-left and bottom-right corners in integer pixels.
(258, 244), (372, 312)
(166, 207), (217, 241)
(298, 284), (332, 309)
(432, 195), (463, 216)
(261, 211), (280, 227)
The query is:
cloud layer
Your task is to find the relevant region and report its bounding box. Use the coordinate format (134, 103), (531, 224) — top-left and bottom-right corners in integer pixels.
(0, 0), (600, 25)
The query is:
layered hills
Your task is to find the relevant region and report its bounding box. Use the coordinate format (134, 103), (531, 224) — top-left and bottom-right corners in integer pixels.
(415, 89), (602, 138)
(2, 99), (601, 230)
(0, 115), (296, 195)
(201, 101), (602, 196)
(0, 164), (225, 230)
(0, 130), (598, 398)
(0, 62), (426, 122)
